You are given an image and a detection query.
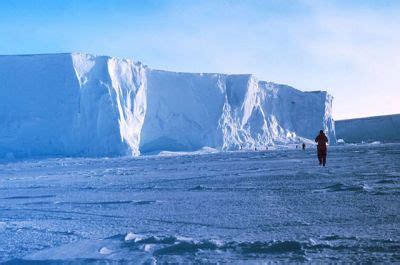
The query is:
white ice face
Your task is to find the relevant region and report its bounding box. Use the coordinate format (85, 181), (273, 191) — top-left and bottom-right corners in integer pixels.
(335, 114), (400, 144)
(0, 53), (336, 158)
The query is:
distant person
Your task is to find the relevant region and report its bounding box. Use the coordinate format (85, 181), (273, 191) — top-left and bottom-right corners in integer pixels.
(302, 143), (306, 150)
(315, 130), (328, 166)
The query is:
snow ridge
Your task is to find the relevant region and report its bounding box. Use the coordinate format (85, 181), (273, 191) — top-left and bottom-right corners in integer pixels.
(0, 53), (336, 157)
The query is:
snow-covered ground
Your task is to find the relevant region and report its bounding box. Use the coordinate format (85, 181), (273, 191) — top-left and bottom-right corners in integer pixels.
(0, 143), (399, 263)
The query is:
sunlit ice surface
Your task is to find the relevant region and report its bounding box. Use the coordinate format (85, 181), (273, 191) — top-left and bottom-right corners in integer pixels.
(0, 144), (399, 263)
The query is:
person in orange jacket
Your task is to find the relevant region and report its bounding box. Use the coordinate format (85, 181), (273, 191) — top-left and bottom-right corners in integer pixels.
(315, 130), (328, 166)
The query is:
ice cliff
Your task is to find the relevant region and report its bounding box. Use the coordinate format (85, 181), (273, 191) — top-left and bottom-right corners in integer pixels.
(336, 114), (400, 143)
(0, 53), (336, 157)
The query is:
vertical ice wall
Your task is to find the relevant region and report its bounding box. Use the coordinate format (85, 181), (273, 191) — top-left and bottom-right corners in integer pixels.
(0, 53), (335, 158)
(71, 53), (124, 156)
(0, 53), (147, 157)
(107, 58), (147, 155)
(258, 82), (336, 143)
(336, 114), (400, 143)
(0, 54), (81, 157)
(71, 53), (147, 156)
(140, 73), (336, 152)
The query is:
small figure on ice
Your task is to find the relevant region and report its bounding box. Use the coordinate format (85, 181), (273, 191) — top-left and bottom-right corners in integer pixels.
(315, 130), (328, 166)
(302, 143), (306, 150)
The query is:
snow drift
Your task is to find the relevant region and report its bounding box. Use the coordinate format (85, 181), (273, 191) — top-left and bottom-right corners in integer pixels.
(0, 53), (335, 157)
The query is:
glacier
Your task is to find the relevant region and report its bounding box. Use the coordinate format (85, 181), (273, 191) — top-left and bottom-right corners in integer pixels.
(336, 114), (400, 143)
(0, 53), (335, 158)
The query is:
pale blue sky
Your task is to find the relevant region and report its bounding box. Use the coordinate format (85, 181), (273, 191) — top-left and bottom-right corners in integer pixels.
(1, 0), (399, 119)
